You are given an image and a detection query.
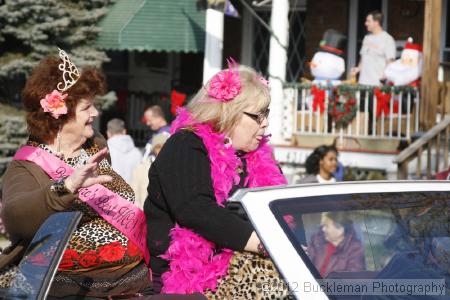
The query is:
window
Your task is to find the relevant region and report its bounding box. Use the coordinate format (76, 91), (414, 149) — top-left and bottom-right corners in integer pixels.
(249, 6), (306, 82)
(441, 0), (450, 62)
(271, 191), (450, 286)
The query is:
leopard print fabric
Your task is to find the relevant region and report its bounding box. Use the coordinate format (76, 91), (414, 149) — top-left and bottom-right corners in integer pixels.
(31, 140), (142, 269)
(0, 265), (33, 294)
(205, 252), (293, 300)
(0, 139), (149, 295)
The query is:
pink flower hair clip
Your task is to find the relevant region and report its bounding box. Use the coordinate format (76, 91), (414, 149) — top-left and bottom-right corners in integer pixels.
(207, 58), (241, 102)
(40, 90), (68, 119)
(40, 48), (80, 119)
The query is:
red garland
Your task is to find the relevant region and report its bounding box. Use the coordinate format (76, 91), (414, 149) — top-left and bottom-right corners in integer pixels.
(58, 241), (141, 270)
(127, 239), (142, 258)
(79, 250), (100, 268)
(59, 248), (79, 269)
(311, 85), (326, 113)
(98, 241), (126, 262)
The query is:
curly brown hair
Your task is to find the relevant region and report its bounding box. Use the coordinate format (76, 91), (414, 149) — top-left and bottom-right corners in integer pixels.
(22, 56), (107, 143)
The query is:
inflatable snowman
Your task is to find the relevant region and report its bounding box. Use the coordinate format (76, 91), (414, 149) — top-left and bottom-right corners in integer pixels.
(384, 38), (422, 86)
(310, 29), (347, 86)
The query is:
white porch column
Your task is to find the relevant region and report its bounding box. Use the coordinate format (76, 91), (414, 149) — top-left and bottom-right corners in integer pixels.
(203, 8), (224, 84)
(268, 0), (289, 144)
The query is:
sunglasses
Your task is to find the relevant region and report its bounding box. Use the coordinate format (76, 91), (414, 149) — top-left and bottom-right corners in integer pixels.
(243, 108), (270, 125)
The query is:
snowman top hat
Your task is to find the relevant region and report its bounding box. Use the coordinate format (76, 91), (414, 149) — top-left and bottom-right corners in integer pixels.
(318, 29), (347, 58)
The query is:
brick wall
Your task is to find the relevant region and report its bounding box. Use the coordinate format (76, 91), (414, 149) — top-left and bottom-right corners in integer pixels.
(301, 0), (424, 79)
(303, 0), (349, 79)
(388, 0), (424, 44)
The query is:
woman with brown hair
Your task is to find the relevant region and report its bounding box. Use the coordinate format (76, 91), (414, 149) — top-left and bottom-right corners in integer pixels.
(307, 212), (365, 278)
(0, 50), (151, 298)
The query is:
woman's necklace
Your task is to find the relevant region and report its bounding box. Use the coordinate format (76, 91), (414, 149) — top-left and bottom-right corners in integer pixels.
(51, 129), (82, 160)
(236, 151), (246, 174)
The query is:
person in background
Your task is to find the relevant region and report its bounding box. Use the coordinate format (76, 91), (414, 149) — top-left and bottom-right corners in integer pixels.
(107, 118), (142, 183)
(300, 144), (338, 184)
(332, 138), (345, 181)
(333, 161), (345, 181)
(351, 11), (396, 86)
(130, 133), (169, 209)
(142, 105), (170, 159)
(306, 212), (365, 278)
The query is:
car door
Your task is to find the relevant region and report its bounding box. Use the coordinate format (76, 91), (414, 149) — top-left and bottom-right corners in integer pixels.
(2, 211), (82, 299)
(231, 181), (450, 300)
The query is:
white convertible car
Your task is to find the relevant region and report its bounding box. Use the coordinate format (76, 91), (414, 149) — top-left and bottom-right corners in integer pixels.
(231, 181), (450, 300)
(4, 181), (450, 300)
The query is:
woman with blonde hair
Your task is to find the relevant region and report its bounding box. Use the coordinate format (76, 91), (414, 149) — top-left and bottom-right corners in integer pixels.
(145, 63), (289, 298)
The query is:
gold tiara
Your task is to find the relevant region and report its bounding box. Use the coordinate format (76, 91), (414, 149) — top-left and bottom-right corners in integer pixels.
(56, 48), (80, 92)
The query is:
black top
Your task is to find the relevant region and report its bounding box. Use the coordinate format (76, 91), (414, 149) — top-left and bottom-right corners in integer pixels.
(144, 130), (254, 275)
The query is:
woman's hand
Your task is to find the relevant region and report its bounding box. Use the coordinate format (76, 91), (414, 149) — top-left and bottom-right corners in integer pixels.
(350, 67), (360, 76)
(64, 148), (113, 193)
(244, 231), (261, 253)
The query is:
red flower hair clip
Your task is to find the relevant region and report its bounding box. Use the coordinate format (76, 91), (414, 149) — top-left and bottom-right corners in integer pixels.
(207, 58), (241, 102)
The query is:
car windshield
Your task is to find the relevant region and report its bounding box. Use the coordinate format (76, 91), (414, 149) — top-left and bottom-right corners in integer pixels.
(270, 191), (450, 298)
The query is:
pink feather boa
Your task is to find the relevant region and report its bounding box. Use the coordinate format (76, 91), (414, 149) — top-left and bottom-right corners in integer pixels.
(160, 108), (287, 294)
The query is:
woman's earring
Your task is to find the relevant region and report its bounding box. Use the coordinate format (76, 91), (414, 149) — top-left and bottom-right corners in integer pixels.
(224, 136), (233, 148)
(56, 126), (64, 159)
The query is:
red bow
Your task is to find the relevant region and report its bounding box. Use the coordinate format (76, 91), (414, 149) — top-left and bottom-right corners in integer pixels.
(170, 90), (187, 116)
(311, 86), (326, 113)
(375, 88), (392, 118)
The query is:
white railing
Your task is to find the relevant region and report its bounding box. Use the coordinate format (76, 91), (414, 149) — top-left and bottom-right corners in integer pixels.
(283, 83), (420, 141)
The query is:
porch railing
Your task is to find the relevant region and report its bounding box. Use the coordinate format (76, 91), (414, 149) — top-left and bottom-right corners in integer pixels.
(282, 83), (420, 141)
(394, 115), (450, 179)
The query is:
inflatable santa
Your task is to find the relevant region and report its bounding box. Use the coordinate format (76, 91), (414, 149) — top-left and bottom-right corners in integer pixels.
(384, 38), (423, 86)
(310, 29), (347, 86)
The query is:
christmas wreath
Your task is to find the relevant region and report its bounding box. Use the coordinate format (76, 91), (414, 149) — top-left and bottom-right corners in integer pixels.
(328, 87), (358, 129)
(307, 84), (359, 128)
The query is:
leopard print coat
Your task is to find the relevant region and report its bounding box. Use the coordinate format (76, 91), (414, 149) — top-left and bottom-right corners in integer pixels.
(0, 137), (150, 297)
(205, 252), (292, 300)
(33, 141), (143, 270)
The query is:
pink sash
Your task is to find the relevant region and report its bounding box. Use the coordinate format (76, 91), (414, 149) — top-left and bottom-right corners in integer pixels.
(14, 146), (150, 267)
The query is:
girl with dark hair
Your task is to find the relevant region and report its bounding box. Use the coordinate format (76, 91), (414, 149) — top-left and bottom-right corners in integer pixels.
(300, 144), (338, 184)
